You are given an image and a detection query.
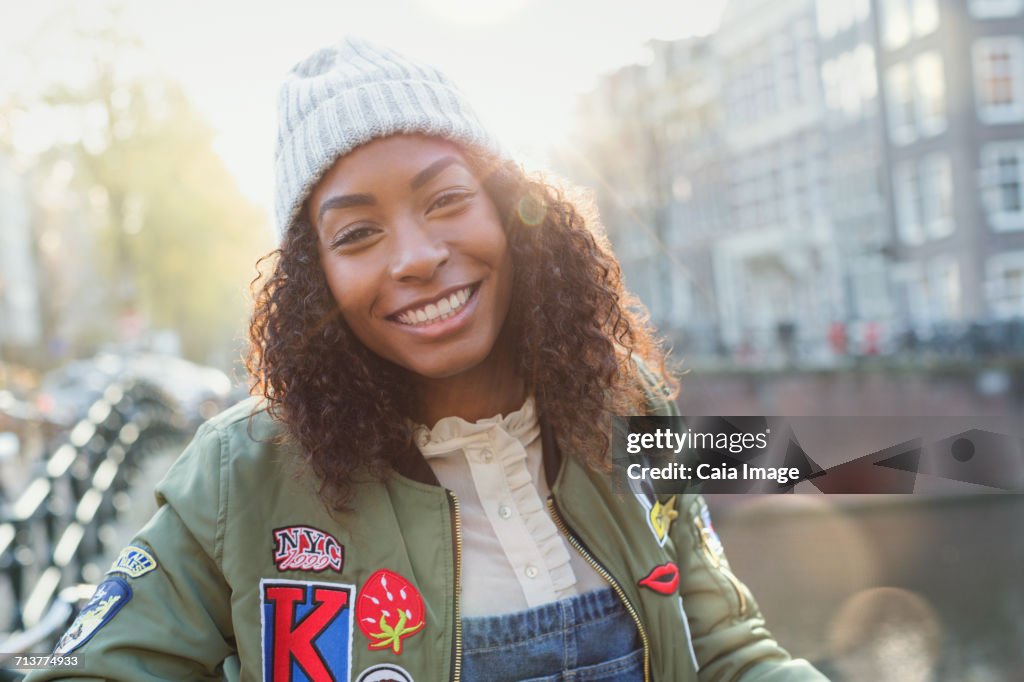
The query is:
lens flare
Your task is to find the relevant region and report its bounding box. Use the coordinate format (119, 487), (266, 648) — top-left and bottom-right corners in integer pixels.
(517, 194), (546, 227)
(829, 587), (941, 682)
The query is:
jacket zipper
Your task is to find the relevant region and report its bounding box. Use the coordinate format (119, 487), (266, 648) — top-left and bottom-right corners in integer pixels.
(447, 490), (464, 682)
(694, 518), (748, 617)
(547, 497), (651, 682)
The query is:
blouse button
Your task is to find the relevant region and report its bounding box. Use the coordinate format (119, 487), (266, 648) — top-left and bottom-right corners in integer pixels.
(481, 448), (494, 462)
(525, 565), (539, 579)
(498, 504), (513, 520)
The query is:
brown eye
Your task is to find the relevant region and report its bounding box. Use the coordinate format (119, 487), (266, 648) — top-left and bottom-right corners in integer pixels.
(331, 225), (380, 249)
(429, 190), (475, 213)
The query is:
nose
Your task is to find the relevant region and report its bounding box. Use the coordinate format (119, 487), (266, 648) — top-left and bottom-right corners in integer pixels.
(388, 219), (450, 281)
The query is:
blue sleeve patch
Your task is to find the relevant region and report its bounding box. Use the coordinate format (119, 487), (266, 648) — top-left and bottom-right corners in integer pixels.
(108, 545), (158, 578)
(54, 577), (133, 655)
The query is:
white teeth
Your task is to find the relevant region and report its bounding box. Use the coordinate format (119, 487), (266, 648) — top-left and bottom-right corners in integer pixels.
(394, 286), (475, 326)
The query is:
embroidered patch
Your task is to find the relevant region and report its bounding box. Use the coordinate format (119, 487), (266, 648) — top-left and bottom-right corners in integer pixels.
(107, 545), (157, 578)
(647, 496), (679, 547)
(697, 499), (725, 564)
(260, 578), (355, 681)
(638, 562), (679, 595)
(635, 491), (678, 547)
(356, 663), (415, 682)
(273, 525), (344, 573)
(356, 569), (425, 655)
(54, 577), (132, 655)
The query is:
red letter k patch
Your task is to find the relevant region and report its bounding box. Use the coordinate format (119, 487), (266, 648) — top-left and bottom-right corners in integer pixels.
(261, 579), (355, 681)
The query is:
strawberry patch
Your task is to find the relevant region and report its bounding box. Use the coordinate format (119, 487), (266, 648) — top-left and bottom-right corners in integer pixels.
(356, 569), (425, 655)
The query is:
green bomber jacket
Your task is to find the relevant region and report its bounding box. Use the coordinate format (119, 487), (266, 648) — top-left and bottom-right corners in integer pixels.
(27, 392), (828, 682)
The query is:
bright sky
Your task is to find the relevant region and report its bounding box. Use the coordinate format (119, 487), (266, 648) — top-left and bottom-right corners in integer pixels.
(1, 0), (726, 224)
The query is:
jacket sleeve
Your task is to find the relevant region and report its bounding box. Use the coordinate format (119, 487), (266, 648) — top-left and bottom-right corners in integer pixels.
(633, 362), (828, 680)
(673, 494), (829, 681)
(25, 423), (235, 682)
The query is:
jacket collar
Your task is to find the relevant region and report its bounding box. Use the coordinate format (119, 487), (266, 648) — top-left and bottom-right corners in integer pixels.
(393, 415), (564, 490)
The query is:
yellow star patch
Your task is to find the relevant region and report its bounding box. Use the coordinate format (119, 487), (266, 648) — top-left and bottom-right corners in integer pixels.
(648, 496), (679, 544)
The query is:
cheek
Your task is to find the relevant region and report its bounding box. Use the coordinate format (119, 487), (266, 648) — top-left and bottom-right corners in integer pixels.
(476, 210), (510, 265)
(491, 245), (516, 316)
(493, 226), (513, 278)
(497, 247), (514, 289)
(322, 266), (370, 328)
(322, 270), (346, 308)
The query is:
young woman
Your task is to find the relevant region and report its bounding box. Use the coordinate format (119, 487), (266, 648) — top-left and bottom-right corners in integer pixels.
(29, 38), (827, 681)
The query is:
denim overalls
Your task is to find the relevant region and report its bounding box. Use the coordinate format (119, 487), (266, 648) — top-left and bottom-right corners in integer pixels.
(461, 587), (644, 681)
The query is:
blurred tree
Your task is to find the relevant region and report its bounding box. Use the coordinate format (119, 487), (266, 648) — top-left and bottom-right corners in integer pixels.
(2, 6), (272, 367)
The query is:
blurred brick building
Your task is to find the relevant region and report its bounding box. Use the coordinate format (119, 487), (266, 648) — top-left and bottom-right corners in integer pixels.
(570, 0), (1024, 365)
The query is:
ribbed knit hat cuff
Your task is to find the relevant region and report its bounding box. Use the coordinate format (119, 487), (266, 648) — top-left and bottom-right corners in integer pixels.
(273, 39), (505, 242)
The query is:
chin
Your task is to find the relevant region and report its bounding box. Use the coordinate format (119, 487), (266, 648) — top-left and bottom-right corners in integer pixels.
(393, 343), (495, 382)
(402, 358), (484, 381)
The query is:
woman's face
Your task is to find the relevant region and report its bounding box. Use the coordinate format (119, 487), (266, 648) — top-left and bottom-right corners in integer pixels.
(309, 135), (514, 381)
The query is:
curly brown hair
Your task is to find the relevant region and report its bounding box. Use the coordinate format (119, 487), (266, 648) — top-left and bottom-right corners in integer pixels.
(247, 148), (677, 510)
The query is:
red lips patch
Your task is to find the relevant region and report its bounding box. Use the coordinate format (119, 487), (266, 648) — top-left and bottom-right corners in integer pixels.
(638, 562), (679, 595)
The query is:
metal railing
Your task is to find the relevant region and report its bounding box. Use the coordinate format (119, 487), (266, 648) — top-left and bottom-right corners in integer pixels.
(0, 382), (187, 673)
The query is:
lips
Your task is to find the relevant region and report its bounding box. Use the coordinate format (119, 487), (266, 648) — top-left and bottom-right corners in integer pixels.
(388, 284), (479, 326)
(638, 562), (679, 595)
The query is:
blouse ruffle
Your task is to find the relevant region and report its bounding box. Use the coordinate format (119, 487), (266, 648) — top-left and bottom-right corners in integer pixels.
(412, 397), (579, 603)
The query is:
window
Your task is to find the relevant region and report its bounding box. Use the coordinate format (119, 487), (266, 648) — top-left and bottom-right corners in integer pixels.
(671, 271), (694, 320)
(980, 142), (1024, 231)
(816, 0), (871, 38)
(822, 60), (840, 112)
(914, 52), (947, 135)
(886, 54), (947, 143)
(928, 256), (961, 321)
(986, 252), (1024, 319)
(881, 0), (938, 49)
(821, 44), (878, 120)
(921, 154), (954, 238)
(973, 37), (1024, 123)
(851, 255), (892, 319)
(886, 63), (916, 143)
(881, 0), (912, 49)
(912, 0), (939, 36)
(894, 257), (961, 328)
(894, 155), (955, 244)
(969, 0), (1023, 18)
(894, 162), (925, 245)
(997, 155), (1023, 209)
(857, 44), (879, 101)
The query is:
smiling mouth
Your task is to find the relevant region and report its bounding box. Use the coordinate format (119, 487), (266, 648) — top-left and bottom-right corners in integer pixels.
(391, 284), (479, 326)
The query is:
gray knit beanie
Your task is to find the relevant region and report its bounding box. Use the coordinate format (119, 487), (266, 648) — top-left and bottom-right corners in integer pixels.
(274, 37), (504, 241)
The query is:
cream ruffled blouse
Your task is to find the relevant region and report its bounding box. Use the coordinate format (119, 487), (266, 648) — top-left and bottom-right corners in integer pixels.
(412, 397), (606, 617)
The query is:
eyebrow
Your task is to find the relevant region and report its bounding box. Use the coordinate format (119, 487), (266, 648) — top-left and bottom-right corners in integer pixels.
(317, 193), (375, 224)
(409, 156), (464, 191)
(316, 156), (468, 225)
